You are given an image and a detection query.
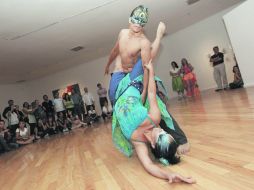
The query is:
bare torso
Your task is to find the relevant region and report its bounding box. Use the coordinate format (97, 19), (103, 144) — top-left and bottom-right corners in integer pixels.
(116, 29), (146, 72)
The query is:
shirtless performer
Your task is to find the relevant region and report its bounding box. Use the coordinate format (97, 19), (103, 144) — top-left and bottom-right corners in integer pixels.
(105, 5), (190, 155)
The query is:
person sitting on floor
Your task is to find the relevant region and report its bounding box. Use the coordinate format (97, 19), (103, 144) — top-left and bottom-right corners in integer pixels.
(66, 110), (86, 129)
(88, 105), (100, 124)
(102, 101), (112, 121)
(47, 116), (57, 135)
(229, 66), (244, 89)
(56, 112), (71, 132)
(16, 120), (34, 145)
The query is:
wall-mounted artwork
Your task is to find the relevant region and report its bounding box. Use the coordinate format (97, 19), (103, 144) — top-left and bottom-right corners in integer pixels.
(52, 83), (81, 98)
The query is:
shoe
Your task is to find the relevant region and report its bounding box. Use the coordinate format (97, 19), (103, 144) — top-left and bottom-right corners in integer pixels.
(215, 89), (223, 92)
(63, 128), (69, 133)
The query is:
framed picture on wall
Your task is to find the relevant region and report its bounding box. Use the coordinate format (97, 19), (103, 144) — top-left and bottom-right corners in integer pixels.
(52, 83), (81, 98)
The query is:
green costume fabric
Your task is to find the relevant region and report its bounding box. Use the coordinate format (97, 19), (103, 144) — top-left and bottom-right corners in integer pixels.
(114, 85), (148, 140)
(129, 5), (149, 27)
(112, 74), (175, 157)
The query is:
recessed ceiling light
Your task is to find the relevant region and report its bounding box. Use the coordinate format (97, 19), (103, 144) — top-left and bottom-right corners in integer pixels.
(70, 46), (84, 52)
(187, 0), (200, 5)
(16, 80), (26, 83)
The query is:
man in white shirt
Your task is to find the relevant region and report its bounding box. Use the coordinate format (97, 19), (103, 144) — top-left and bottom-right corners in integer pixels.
(83, 87), (95, 113)
(53, 92), (66, 118)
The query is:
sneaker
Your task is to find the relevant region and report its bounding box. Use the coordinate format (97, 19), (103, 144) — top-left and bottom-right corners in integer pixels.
(63, 128), (69, 133)
(215, 88), (223, 92)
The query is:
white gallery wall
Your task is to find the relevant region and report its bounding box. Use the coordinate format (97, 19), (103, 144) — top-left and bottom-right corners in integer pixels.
(0, 84), (30, 114)
(24, 56), (111, 112)
(223, 0), (254, 87)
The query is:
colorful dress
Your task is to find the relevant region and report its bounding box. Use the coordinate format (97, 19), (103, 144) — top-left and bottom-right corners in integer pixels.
(170, 68), (184, 93)
(112, 73), (175, 157)
(181, 64), (197, 97)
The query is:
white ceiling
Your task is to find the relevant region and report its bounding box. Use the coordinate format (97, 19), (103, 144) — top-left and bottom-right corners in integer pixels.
(0, 0), (243, 84)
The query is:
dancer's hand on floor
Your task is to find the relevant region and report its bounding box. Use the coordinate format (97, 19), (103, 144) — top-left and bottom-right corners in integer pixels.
(167, 173), (196, 184)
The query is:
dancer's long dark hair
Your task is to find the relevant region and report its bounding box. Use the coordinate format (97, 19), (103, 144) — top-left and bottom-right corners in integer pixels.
(151, 133), (180, 165)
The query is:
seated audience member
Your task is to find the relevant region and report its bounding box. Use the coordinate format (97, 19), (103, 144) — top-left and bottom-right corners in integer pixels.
(47, 116), (57, 135)
(0, 120), (12, 152)
(0, 120), (18, 151)
(56, 112), (70, 132)
(102, 101), (112, 121)
(37, 118), (49, 138)
(88, 105), (100, 123)
(229, 66), (244, 89)
(16, 120), (34, 145)
(66, 110), (86, 129)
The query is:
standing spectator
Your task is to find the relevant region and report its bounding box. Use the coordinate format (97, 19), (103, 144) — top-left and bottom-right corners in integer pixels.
(2, 100), (14, 125)
(15, 105), (24, 120)
(180, 58), (198, 98)
(22, 102), (40, 139)
(97, 83), (109, 111)
(63, 93), (74, 113)
(229, 66), (244, 89)
(71, 89), (83, 120)
(7, 105), (20, 137)
(33, 100), (47, 122)
(42, 95), (55, 119)
(210, 46), (228, 91)
(53, 92), (66, 118)
(170, 61), (185, 100)
(83, 87), (95, 113)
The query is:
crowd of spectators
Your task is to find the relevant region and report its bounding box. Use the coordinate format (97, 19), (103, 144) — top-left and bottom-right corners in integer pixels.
(0, 83), (112, 154)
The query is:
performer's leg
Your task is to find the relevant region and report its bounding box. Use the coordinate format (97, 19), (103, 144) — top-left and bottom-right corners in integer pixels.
(108, 72), (126, 105)
(129, 58), (144, 81)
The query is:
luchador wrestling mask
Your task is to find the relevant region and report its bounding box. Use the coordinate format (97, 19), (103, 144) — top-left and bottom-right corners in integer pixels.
(129, 5), (148, 27)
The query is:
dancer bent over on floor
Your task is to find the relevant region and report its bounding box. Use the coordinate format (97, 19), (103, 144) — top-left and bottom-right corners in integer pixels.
(113, 60), (196, 183)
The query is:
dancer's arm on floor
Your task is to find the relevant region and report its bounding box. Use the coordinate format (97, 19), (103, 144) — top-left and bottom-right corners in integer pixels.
(133, 142), (195, 184)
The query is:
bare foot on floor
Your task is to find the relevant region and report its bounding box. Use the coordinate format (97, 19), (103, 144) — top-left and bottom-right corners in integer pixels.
(177, 142), (190, 155)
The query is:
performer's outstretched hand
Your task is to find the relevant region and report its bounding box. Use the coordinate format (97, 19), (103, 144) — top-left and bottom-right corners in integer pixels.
(167, 173), (196, 184)
(157, 22), (166, 39)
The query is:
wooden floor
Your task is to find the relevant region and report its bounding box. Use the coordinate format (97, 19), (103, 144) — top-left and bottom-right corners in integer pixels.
(1, 87), (254, 190)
